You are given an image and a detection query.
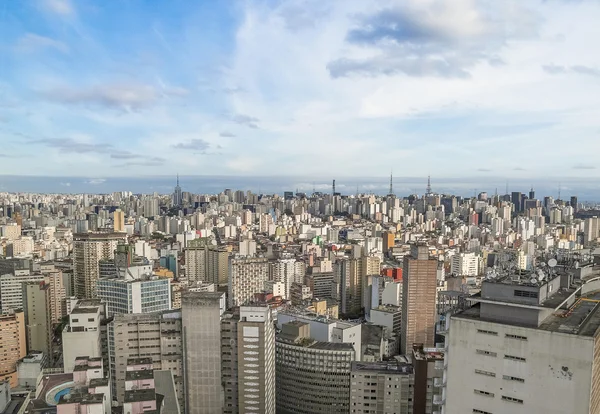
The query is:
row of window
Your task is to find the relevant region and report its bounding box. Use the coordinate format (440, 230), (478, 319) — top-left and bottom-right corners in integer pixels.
(476, 329), (528, 341)
(474, 390), (524, 404)
(476, 349), (526, 362)
(474, 369), (524, 382)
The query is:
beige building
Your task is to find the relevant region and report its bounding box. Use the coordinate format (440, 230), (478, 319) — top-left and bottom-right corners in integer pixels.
(73, 232), (125, 298)
(45, 271), (66, 324)
(228, 257), (269, 307)
(109, 310), (184, 412)
(0, 311), (26, 388)
(185, 241), (229, 286)
(22, 281), (53, 359)
(0, 224), (21, 241)
(401, 244), (437, 354)
(113, 209), (125, 232)
(348, 255), (381, 315)
(182, 291), (225, 413)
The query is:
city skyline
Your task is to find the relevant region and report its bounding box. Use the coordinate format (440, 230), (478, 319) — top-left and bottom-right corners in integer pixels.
(2, 0), (600, 178)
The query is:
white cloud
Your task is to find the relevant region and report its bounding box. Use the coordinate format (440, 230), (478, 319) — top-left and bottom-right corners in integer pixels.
(16, 33), (69, 53)
(42, 0), (74, 16)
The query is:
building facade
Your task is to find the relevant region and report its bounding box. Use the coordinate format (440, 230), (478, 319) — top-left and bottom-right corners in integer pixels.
(73, 233), (124, 298)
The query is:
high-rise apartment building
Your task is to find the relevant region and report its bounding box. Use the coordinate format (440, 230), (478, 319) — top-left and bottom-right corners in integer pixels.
(185, 241), (229, 286)
(584, 216), (600, 246)
(228, 257), (269, 307)
(109, 311), (184, 411)
(221, 312), (239, 414)
(22, 281), (53, 359)
(73, 233), (125, 298)
(44, 270), (66, 324)
(444, 270), (600, 413)
(348, 255), (381, 315)
(97, 275), (171, 317)
(350, 361), (414, 414)
(0, 270), (46, 313)
(270, 258), (303, 299)
(182, 291), (225, 413)
(401, 244), (437, 354)
(62, 299), (104, 373)
(276, 321), (355, 413)
(0, 311), (26, 388)
(113, 209), (125, 232)
(450, 252), (480, 277)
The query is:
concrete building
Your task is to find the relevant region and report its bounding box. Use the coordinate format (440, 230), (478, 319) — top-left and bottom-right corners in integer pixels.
(370, 305), (402, 334)
(184, 242), (229, 286)
(0, 270), (45, 313)
(62, 299), (104, 373)
(73, 233), (125, 298)
(412, 345), (444, 414)
(22, 281), (52, 359)
(109, 311), (184, 411)
(182, 291), (225, 413)
(277, 311), (362, 361)
(350, 361), (414, 414)
(113, 209), (125, 233)
(270, 258), (303, 299)
(402, 244), (437, 354)
(450, 252), (480, 276)
(228, 257), (269, 307)
(97, 274), (171, 317)
(45, 270), (66, 324)
(0, 311), (26, 388)
(276, 321), (355, 413)
(445, 270), (600, 414)
(221, 312), (239, 414)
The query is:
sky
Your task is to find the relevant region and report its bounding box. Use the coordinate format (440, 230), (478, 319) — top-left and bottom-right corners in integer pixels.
(1, 0), (600, 188)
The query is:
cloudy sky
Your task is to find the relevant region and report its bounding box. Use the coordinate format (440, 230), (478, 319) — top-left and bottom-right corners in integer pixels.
(1, 0), (600, 181)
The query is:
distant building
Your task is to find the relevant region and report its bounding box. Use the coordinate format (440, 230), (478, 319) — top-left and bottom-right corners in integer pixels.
(0, 311), (26, 388)
(228, 257), (269, 307)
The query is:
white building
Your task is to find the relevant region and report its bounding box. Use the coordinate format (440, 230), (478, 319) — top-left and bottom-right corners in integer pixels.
(62, 300), (104, 373)
(0, 270), (45, 313)
(450, 252), (479, 277)
(445, 273), (600, 414)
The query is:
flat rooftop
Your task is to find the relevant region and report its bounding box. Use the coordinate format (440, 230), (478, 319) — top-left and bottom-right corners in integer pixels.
(457, 290), (600, 337)
(124, 389), (156, 403)
(126, 370), (154, 381)
(351, 361), (413, 375)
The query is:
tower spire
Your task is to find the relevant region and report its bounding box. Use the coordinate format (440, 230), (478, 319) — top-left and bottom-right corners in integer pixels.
(177, 173), (180, 187)
(426, 175), (432, 195)
(389, 170), (393, 195)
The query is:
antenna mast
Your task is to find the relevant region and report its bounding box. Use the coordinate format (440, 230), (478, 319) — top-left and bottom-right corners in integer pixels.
(332, 179), (336, 195)
(389, 170), (393, 195)
(426, 175), (432, 195)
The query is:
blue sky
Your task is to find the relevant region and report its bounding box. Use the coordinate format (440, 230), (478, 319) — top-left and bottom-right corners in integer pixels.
(1, 0), (600, 183)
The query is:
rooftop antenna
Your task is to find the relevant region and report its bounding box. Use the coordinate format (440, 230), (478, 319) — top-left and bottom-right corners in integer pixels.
(332, 179), (336, 195)
(494, 187), (498, 197)
(356, 184), (359, 197)
(176, 173), (179, 187)
(426, 175), (432, 195)
(558, 182), (561, 200)
(505, 180), (508, 195)
(389, 170), (393, 196)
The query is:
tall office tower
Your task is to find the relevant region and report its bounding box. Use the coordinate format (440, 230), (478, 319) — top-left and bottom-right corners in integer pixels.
(182, 291), (225, 414)
(444, 269), (600, 414)
(401, 244), (437, 354)
(238, 306), (275, 414)
(334, 258), (351, 314)
(22, 281), (52, 359)
(0, 271), (46, 313)
(228, 257), (269, 307)
(221, 312), (239, 414)
(511, 191), (522, 213)
(97, 274), (171, 317)
(45, 271), (66, 324)
(112, 209), (125, 232)
(529, 187), (535, 200)
(270, 258), (302, 299)
(570, 195), (578, 213)
(348, 255), (381, 315)
(87, 213), (99, 231)
(185, 241), (230, 286)
(382, 231), (395, 253)
(0, 311), (26, 388)
(350, 361), (414, 414)
(584, 216), (600, 246)
(62, 300), (104, 373)
(276, 321), (355, 414)
(109, 311), (184, 411)
(450, 252), (480, 277)
(73, 233), (125, 298)
(173, 175), (183, 207)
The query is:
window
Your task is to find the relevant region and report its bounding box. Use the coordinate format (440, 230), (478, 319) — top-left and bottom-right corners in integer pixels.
(477, 329), (498, 336)
(505, 334), (527, 341)
(476, 349), (497, 357)
(514, 290), (538, 298)
(473, 410), (492, 414)
(475, 369), (496, 377)
(504, 355), (526, 362)
(503, 375), (524, 383)
(474, 390), (494, 397)
(502, 396), (524, 404)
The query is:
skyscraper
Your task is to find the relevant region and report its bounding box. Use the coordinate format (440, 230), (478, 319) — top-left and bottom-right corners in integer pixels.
(173, 175), (183, 207)
(73, 233), (125, 298)
(22, 281), (53, 359)
(0, 311), (26, 388)
(182, 291), (225, 413)
(401, 243), (437, 354)
(228, 257), (269, 307)
(113, 209), (125, 232)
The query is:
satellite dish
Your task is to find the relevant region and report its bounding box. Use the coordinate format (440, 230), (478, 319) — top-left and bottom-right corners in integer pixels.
(530, 277), (538, 285)
(539, 262), (547, 267)
(548, 258), (558, 268)
(537, 269), (546, 280)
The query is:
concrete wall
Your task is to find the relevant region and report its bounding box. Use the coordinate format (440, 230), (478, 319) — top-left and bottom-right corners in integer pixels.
(445, 317), (594, 414)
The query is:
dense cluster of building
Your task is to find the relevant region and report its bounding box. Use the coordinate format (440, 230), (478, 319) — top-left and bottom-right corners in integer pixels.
(0, 177), (598, 413)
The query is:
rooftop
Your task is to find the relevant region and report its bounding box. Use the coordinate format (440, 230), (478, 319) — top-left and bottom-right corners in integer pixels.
(126, 370), (154, 381)
(124, 389), (156, 403)
(351, 361), (413, 375)
(127, 357), (152, 366)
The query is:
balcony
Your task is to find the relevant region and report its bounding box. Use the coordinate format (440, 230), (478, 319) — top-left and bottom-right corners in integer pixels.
(433, 377), (443, 387)
(433, 394), (444, 405)
(434, 360), (444, 370)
